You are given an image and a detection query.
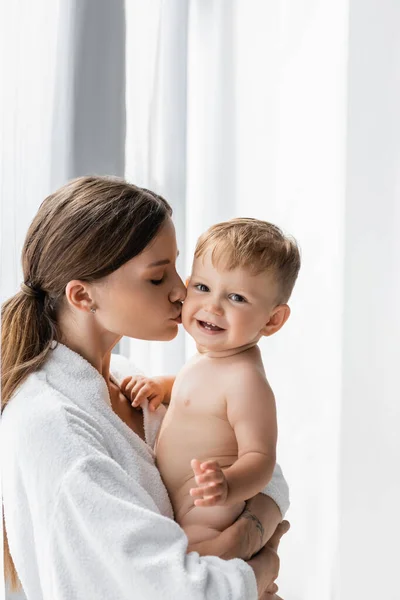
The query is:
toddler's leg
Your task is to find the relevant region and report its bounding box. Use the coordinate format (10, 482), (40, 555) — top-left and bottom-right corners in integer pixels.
(184, 524), (222, 546)
(182, 502), (245, 546)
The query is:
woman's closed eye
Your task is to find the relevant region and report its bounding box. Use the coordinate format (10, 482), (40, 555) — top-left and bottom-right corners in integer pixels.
(150, 277), (165, 286)
(229, 293), (247, 303)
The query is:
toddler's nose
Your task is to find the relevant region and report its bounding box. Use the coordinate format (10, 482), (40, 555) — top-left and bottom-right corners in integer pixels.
(204, 300), (223, 317)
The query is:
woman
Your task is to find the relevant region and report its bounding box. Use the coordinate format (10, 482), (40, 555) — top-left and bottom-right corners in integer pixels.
(2, 176), (290, 599)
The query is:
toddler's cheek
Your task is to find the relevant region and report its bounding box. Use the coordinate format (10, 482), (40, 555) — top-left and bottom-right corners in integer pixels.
(181, 298), (194, 321)
(180, 303), (192, 333)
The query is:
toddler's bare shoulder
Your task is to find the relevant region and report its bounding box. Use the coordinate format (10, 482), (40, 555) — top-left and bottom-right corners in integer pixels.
(224, 360), (272, 394)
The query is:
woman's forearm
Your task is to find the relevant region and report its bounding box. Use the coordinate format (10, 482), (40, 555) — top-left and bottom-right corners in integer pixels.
(242, 493), (282, 554)
(186, 494), (282, 560)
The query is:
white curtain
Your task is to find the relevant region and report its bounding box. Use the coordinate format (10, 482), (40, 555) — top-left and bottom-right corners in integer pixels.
(2, 1), (399, 599)
(1, 0), (126, 305)
(124, 2), (400, 599)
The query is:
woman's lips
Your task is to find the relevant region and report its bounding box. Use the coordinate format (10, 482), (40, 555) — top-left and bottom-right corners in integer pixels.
(171, 314), (182, 324)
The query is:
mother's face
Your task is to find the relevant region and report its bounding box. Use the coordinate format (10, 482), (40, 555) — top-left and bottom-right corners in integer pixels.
(93, 218), (186, 341)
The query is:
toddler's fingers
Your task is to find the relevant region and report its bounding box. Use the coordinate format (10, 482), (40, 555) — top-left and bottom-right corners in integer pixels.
(132, 384), (152, 406)
(194, 495), (221, 508)
(121, 377), (138, 394)
(195, 471), (224, 485)
(191, 459), (205, 477)
(122, 375), (145, 389)
(189, 487), (207, 498)
(193, 483), (224, 498)
(120, 376), (132, 390)
(130, 379), (147, 398)
(200, 460), (220, 472)
(148, 396), (163, 412)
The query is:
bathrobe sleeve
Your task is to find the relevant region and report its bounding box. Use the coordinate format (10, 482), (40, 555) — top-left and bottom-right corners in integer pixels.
(261, 462), (290, 517)
(48, 452), (258, 600)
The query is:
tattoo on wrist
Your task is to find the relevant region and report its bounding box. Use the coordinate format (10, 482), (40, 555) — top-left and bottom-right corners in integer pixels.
(240, 507), (265, 547)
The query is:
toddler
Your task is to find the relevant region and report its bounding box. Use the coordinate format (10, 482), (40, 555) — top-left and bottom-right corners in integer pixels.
(121, 218), (300, 545)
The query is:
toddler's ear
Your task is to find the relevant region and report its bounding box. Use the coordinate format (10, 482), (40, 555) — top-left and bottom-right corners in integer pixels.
(261, 304), (291, 337)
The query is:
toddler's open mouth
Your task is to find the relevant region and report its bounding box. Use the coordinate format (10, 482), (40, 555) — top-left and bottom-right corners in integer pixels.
(196, 320), (225, 333)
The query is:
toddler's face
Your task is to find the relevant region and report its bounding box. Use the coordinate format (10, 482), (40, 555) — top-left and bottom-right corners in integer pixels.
(182, 251), (280, 352)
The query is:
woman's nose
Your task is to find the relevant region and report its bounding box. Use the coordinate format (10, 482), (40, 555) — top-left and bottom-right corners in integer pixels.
(169, 274), (186, 304)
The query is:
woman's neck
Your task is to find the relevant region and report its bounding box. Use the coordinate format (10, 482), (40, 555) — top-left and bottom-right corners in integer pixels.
(58, 310), (121, 387)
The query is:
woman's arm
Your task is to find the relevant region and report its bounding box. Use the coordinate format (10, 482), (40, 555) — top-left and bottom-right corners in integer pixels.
(239, 494), (283, 558)
(188, 513), (289, 597)
(187, 494), (284, 560)
(50, 452), (263, 600)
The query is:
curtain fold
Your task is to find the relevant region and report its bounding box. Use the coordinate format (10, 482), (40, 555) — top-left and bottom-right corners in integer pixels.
(124, 0), (189, 373)
(50, 0), (126, 189)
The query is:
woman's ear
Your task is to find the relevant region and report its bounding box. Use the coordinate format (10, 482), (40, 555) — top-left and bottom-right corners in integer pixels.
(65, 280), (95, 313)
(261, 304), (291, 337)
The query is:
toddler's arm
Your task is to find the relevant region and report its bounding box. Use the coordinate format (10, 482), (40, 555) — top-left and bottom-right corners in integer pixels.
(190, 369), (277, 507)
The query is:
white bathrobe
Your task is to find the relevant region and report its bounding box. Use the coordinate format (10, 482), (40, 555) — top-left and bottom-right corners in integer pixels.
(1, 343), (289, 600)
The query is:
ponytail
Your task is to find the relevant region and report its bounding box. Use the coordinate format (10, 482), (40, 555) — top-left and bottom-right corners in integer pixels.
(2, 286), (60, 590)
(2, 285), (60, 411)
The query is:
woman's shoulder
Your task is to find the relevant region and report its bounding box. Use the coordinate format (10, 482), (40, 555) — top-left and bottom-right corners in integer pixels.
(1, 371), (108, 474)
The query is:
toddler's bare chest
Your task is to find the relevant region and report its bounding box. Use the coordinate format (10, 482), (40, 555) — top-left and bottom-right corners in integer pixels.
(171, 362), (227, 418)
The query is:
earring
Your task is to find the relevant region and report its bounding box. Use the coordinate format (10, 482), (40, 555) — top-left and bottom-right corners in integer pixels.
(90, 307), (96, 314)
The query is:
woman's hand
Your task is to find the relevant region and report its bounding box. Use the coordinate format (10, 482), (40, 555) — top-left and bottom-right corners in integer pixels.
(207, 493), (284, 561)
(187, 519), (289, 598)
(247, 520), (290, 599)
(186, 494), (288, 562)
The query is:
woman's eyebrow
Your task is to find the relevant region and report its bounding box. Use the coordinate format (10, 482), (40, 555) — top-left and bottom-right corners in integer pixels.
(147, 259), (170, 267)
(147, 250), (180, 268)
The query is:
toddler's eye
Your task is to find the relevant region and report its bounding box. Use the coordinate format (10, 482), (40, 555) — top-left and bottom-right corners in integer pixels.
(229, 293), (246, 303)
(151, 278), (165, 286)
(195, 283), (209, 292)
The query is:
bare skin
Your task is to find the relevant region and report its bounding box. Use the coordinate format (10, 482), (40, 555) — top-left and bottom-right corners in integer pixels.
(154, 345), (276, 544)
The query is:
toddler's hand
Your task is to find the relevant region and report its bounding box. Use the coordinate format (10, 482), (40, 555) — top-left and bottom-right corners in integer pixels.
(189, 459), (229, 507)
(120, 375), (164, 412)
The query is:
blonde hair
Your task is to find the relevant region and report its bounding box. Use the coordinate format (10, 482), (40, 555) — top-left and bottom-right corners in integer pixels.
(195, 218), (301, 303)
(1, 175), (172, 590)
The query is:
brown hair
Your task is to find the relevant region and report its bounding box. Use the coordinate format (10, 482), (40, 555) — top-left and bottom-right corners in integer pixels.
(195, 217), (301, 303)
(1, 175), (172, 590)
